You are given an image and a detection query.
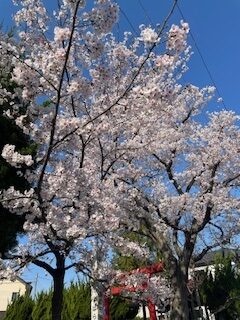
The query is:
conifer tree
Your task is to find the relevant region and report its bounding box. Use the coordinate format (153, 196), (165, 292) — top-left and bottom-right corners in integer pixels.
(199, 253), (240, 319)
(62, 282), (91, 320)
(4, 294), (34, 320)
(110, 296), (139, 320)
(32, 291), (52, 320)
(0, 35), (36, 257)
(3, 281), (139, 320)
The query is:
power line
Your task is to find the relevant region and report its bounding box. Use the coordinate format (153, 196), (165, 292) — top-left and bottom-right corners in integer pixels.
(119, 7), (138, 36)
(137, 0), (154, 25)
(176, 3), (227, 109)
(118, 1), (226, 111)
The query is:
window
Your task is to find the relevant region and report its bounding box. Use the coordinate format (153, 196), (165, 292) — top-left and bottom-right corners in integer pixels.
(11, 292), (20, 301)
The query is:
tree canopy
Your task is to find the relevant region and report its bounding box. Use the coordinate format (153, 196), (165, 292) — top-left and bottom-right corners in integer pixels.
(0, 1), (239, 320)
(0, 52), (35, 256)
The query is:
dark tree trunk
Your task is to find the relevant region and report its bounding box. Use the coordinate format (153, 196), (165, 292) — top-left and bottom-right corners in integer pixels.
(52, 255), (65, 320)
(169, 265), (190, 320)
(142, 303), (147, 320)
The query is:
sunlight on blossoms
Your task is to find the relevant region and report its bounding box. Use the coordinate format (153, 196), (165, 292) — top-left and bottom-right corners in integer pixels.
(0, 1), (239, 319)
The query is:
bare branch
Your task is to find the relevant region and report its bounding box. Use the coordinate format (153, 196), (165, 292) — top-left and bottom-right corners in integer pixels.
(32, 259), (54, 276)
(223, 173), (240, 186)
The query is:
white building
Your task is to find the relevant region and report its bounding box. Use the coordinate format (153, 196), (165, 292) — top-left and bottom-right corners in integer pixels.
(0, 276), (32, 319)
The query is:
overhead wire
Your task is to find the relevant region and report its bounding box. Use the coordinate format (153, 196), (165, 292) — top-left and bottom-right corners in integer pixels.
(176, 3), (227, 110)
(119, 7), (138, 36)
(117, 0), (228, 114)
(137, 0), (154, 25)
(121, 1), (227, 110)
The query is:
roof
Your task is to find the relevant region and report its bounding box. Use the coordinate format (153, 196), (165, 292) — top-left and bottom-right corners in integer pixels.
(16, 276), (31, 286)
(0, 276), (32, 292)
(16, 276), (32, 292)
(194, 248), (240, 268)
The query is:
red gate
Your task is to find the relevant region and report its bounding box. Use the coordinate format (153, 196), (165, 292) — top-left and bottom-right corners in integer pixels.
(103, 262), (164, 320)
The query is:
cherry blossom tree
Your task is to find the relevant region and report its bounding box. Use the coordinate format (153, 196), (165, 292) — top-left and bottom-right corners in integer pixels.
(0, 0), (166, 318)
(0, 1), (124, 319)
(0, 0), (240, 319)
(107, 28), (240, 319)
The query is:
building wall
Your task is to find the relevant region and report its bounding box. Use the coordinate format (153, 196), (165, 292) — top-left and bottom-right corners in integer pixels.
(0, 278), (29, 312)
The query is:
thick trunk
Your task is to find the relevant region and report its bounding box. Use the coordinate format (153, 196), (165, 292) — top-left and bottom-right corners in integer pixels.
(170, 267), (190, 320)
(52, 256), (65, 320)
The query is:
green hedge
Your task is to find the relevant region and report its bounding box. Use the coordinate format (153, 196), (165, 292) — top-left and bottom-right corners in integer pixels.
(4, 282), (139, 320)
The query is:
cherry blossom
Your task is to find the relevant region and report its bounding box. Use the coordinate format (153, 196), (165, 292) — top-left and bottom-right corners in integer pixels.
(0, 0), (239, 319)
(2, 144), (34, 167)
(140, 26), (159, 45)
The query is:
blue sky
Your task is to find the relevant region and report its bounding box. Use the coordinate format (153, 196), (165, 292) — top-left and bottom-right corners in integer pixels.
(1, 0), (240, 292)
(117, 0), (240, 114)
(1, 1), (239, 111)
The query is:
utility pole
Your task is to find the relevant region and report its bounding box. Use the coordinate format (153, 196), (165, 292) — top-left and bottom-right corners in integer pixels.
(91, 281), (103, 320)
(91, 241), (104, 320)
(34, 273), (38, 298)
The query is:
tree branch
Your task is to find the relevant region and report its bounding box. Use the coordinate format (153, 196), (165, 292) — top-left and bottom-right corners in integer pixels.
(153, 153), (184, 195)
(32, 259), (54, 276)
(81, 0), (179, 126)
(37, 0), (82, 196)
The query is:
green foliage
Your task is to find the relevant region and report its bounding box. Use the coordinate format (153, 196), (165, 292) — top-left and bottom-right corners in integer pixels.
(32, 291), (52, 320)
(4, 294), (34, 320)
(0, 63), (36, 256)
(113, 253), (146, 272)
(199, 253), (240, 320)
(112, 229), (162, 272)
(110, 296), (139, 320)
(3, 282), (138, 320)
(41, 100), (52, 108)
(62, 282), (91, 320)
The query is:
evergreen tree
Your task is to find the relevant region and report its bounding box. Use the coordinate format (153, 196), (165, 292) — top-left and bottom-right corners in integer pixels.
(3, 281), (139, 320)
(110, 296), (139, 320)
(4, 294), (34, 320)
(32, 291), (52, 320)
(62, 282), (91, 320)
(199, 253), (240, 319)
(0, 52), (36, 257)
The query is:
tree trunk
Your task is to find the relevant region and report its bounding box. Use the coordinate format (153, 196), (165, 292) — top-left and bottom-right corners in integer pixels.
(142, 304), (147, 320)
(52, 255), (65, 320)
(169, 267), (190, 320)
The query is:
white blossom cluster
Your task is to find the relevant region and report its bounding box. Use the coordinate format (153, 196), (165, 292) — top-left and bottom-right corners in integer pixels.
(88, 3), (119, 34)
(0, 0), (239, 311)
(167, 20), (189, 52)
(2, 144), (34, 167)
(54, 27), (71, 43)
(140, 26), (159, 45)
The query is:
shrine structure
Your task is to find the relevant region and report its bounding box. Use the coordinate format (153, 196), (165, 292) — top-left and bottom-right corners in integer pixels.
(103, 261), (164, 320)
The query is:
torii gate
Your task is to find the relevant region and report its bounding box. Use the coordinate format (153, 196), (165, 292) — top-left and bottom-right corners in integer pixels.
(103, 261), (164, 320)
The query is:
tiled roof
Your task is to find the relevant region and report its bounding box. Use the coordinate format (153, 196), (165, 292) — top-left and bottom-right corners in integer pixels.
(194, 248), (240, 267)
